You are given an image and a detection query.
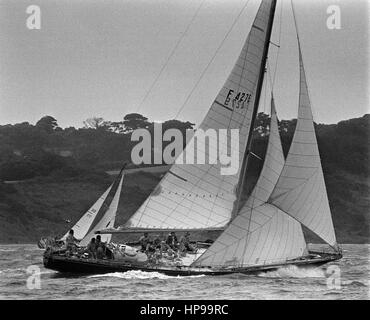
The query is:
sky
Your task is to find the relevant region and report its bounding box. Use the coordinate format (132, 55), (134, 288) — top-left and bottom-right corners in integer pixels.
(0, 0), (368, 128)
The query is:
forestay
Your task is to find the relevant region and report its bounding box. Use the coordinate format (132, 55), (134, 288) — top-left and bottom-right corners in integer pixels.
(124, 0), (275, 230)
(268, 46), (337, 247)
(193, 98), (307, 267)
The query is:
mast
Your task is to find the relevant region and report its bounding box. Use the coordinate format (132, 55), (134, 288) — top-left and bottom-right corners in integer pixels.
(118, 0), (279, 232)
(233, 0), (277, 217)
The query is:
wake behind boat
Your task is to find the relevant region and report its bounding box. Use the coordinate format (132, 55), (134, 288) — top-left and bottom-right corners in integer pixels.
(43, 0), (342, 276)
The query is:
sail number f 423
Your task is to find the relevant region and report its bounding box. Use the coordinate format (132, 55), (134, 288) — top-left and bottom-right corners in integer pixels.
(224, 89), (252, 110)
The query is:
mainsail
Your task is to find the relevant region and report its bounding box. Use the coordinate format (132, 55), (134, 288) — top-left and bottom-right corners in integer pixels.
(60, 184), (113, 241)
(268, 45), (337, 247)
(80, 171), (125, 246)
(124, 0), (276, 230)
(193, 98), (307, 267)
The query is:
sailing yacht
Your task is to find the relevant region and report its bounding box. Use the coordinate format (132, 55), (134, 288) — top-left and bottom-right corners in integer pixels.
(43, 0), (342, 275)
(38, 165), (125, 249)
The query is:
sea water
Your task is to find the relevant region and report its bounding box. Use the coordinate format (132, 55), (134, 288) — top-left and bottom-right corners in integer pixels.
(0, 244), (368, 300)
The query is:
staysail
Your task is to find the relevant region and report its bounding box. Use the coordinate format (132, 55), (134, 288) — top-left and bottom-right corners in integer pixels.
(123, 0), (276, 230)
(60, 184), (113, 241)
(244, 96), (286, 209)
(80, 171), (125, 246)
(193, 97), (307, 267)
(268, 44), (337, 247)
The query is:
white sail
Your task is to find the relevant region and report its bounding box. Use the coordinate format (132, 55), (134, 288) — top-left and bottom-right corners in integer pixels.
(193, 98), (307, 267)
(244, 96), (285, 209)
(60, 184), (113, 241)
(124, 0), (275, 230)
(80, 173), (125, 246)
(268, 47), (337, 247)
(193, 203), (307, 267)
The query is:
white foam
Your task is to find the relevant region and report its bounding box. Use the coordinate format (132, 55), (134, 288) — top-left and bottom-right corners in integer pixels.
(0, 267), (26, 273)
(258, 265), (326, 278)
(88, 270), (205, 280)
(39, 270), (57, 275)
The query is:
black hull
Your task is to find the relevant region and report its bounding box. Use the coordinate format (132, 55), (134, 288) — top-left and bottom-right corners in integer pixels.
(43, 251), (342, 276)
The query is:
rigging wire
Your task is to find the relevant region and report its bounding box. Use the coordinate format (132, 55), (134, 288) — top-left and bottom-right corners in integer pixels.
(262, 68), (268, 114)
(291, 0), (338, 252)
(132, 0), (207, 226)
(272, 0), (284, 87)
(132, 0), (270, 229)
(291, 0), (302, 50)
(173, 0), (252, 120)
(136, 0), (206, 113)
(263, 0), (282, 116)
(290, 0), (318, 122)
(264, 0), (282, 94)
(133, 0), (253, 227)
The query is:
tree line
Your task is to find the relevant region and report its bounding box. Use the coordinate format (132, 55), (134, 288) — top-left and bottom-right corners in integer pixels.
(0, 113), (194, 181)
(0, 112), (368, 181)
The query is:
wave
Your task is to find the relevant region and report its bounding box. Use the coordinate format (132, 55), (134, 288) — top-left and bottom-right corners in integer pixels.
(0, 267), (52, 276)
(0, 267), (26, 274)
(0, 249), (17, 252)
(341, 280), (369, 288)
(39, 270), (57, 276)
(258, 265), (325, 278)
(323, 291), (342, 296)
(88, 270), (205, 280)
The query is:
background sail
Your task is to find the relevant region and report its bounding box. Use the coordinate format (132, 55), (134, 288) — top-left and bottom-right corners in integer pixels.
(268, 47), (337, 247)
(80, 173), (124, 246)
(60, 184), (113, 241)
(125, 0), (275, 230)
(193, 98), (307, 267)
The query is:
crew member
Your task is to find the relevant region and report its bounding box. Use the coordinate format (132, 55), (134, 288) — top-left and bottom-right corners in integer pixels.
(179, 232), (195, 253)
(65, 229), (79, 255)
(96, 235), (106, 259)
(86, 238), (97, 259)
(166, 231), (178, 250)
(139, 232), (151, 252)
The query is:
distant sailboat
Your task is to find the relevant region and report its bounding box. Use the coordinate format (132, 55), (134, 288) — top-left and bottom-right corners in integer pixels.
(43, 0), (342, 275)
(79, 170), (125, 246)
(60, 185), (113, 241)
(38, 165), (125, 249)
